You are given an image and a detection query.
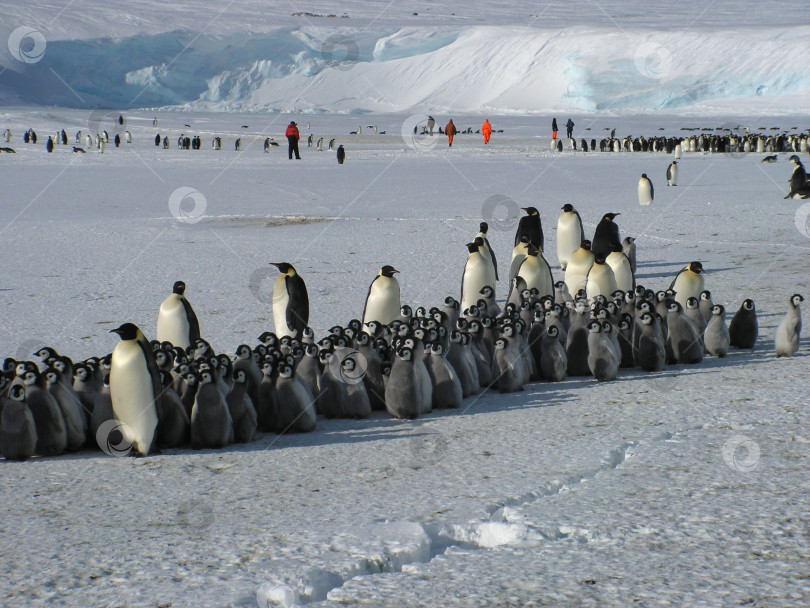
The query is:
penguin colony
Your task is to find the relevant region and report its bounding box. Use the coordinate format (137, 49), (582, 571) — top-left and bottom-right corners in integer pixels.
(1, 206), (803, 460)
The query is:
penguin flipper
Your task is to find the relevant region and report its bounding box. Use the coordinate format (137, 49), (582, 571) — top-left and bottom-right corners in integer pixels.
(650, 180), (654, 201)
(574, 209), (585, 243)
(286, 275), (310, 335)
(486, 238), (499, 281)
(182, 298), (201, 343)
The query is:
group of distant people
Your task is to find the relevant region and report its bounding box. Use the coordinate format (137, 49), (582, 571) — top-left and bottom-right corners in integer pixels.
(552, 117), (575, 140)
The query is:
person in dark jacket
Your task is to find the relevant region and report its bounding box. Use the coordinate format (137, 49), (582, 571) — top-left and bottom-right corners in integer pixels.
(552, 117), (558, 140)
(286, 121), (301, 159)
(566, 118), (574, 139)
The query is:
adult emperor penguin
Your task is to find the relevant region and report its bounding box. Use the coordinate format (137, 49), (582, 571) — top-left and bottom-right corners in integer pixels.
(775, 294), (803, 357)
(666, 161), (678, 186)
(109, 323), (162, 456)
(785, 155), (809, 199)
(514, 207), (544, 251)
(606, 245), (635, 292)
(271, 262), (309, 339)
(516, 245), (554, 301)
(156, 280), (200, 349)
(670, 261), (704, 308)
(461, 242), (490, 312)
(564, 240), (595, 297)
(336, 145), (345, 165)
(363, 266), (401, 326)
(591, 212), (621, 259)
(729, 299), (758, 349)
(638, 173), (654, 206)
(556, 204), (585, 271)
(586, 257), (619, 300)
(476, 222), (499, 282)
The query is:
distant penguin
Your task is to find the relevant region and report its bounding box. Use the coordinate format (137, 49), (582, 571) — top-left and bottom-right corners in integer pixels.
(564, 240), (595, 297)
(622, 237), (637, 274)
(317, 137), (324, 151)
(109, 323), (162, 456)
(190, 370), (233, 449)
(666, 161), (678, 186)
(670, 261), (705, 308)
(46, 136), (54, 153)
(0, 385), (37, 460)
(729, 299), (758, 349)
(704, 304), (730, 357)
(385, 348), (421, 419)
(114, 134), (121, 147)
(674, 142), (682, 158)
(591, 212), (621, 259)
(363, 266), (401, 326)
(271, 263), (309, 339)
(775, 294), (803, 357)
(556, 204), (585, 271)
(328, 138), (336, 150)
(638, 173), (654, 206)
(235, 138), (241, 151)
(156, 280), (200, 349)
(461, 242), (491, 312)
(336, 145), (345, 164)
(515, 207), (544, 251)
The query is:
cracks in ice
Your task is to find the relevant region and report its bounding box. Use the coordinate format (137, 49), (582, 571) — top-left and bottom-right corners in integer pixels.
(257, 438), (647, 607)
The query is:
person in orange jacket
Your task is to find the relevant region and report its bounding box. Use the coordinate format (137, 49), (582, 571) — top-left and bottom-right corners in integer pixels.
(482, 119), (492, 144)
(446, 119), (457, 147)
(285, 121), (301, 159)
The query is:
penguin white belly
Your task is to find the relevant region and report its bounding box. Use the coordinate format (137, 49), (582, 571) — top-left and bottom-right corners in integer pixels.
(638, 180), (653, 206)
(509, 242), (528, 281)
(363, 278), (401, 326)
(110, 341), (158, 456)
(273, 274), (292, 337)
(517, 257), (554, 299)
(606, 252), (634, 292)
(461, 256), (489, 311)
(556, 215), (582, 270)
(674, 143), (682, 158)
(667, 165), (678, 186)
(156, 294), (191, 348)
(564, 251), (594, 296)
(673, 273), (704, 308)
(586, 265), (618, 300)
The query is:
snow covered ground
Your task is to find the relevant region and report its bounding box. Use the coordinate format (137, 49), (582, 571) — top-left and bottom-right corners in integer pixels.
(1, 108), (809, 607)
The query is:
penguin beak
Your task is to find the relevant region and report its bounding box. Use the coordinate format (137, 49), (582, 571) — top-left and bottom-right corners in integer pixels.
(110, 328), (122, 336)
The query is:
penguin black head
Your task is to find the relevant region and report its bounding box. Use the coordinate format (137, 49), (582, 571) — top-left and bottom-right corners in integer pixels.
(172, 281), (186, 295)
(641, 173), (648, 178)
(742, 299), (755, 311)
(581, 240), (592, 250)
(521, 207), (539, 217)
(688, 261), (704, 274)
(271, 262), (296, 275)
(110, 323), (140, 341)
(602, 213), (620, 222)
(479, 221), (488, 234)
(562, 204), (574, 212)
(380, 265), (399, 277)
(791, 294), (804, 306)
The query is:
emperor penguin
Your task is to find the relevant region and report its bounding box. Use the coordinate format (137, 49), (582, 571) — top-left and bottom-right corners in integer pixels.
(20, 370), (67, 456)
(670, 261), (704, 308)
(190, 369), (233, 449)
(336, 145), (345, 164)
(514, 207), (544, 251)
(274, 363), (317, 431)
(775, 294), (803, 357)
(666, 302), (703, 364)
(674, 142), (682, 159)
(515, 245), (554, 301)
(271, 262), (309, 339)
(425, 343), (463, 409)
(156, 280), (200, 349)
(586, 257), (619, 300)
(785, 155), (809, 199)
(363, 266), (401, 326)
(587, 321), (619, 381)
(556, 204), (585, 271)
(539, 326), (567, 381)
(635, 312), (666, 371)
(704, 304), (730, 357)
(591, 212), (622, 259)
(385, 347), (421, 419)
(606, 245), (634, 292)
(564, 240), (595, 297)
(729, 299), (758, 349)
(509, 236), (530, 281)
(666, 161), (678, 186)
(638, 173), (654, 206)
(476, 222), (499, 282)
(109, 323), (162, 456)
(0, 385), (38, 460)
(461, 242), (491, 312)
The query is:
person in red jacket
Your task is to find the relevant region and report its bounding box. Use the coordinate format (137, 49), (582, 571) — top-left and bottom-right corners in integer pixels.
(286, 121), (301, 159)
(482, 119), (492, 144)
(446, 119), (457, 147)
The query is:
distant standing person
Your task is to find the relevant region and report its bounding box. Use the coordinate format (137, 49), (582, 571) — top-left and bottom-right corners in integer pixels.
(552, 117), (558, 140)
(482, 119), (492, 144)
(286, 121), (301, 160)
(446, 119), (457, 147)
(566, 118), (574, 139)
(427, 116), (435, 136)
